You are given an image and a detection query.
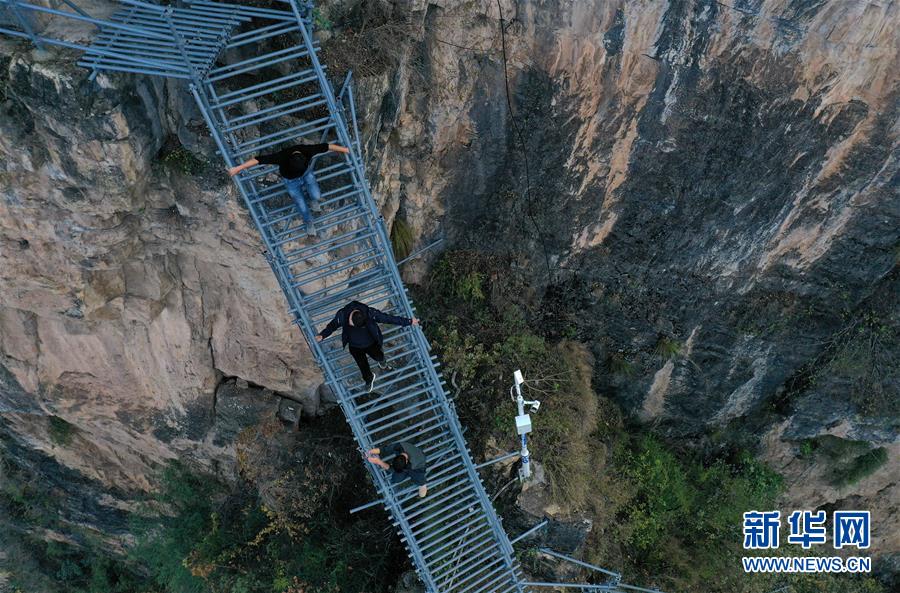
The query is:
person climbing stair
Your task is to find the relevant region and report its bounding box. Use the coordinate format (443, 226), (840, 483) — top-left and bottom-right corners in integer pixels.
(228, 142), (350, 237)
(367, 441), (428, 497)
(315, 301), (419, 392)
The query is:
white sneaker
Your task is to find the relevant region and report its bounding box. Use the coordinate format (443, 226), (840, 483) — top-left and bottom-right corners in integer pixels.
(307, 223), (317, 238)
(310, 201), (323, 213)
(367, 372), (377, 393)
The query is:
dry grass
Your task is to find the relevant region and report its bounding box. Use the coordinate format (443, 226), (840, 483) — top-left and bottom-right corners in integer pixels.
(532, 341), (601, 509)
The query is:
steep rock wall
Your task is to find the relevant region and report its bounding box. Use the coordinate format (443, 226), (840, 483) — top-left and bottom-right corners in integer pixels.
(0, 0), (897, 564)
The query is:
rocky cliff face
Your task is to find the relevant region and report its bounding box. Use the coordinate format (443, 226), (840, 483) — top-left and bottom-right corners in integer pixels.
(0, 35), (327, 541)
(0, 0), (897, 570)
(358, 0), (898, 559)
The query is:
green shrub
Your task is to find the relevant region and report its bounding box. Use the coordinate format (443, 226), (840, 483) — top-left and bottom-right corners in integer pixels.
(127, 451), (403, 593)
(654, 336), (682, 359)
(158, 141), (208, 176)
(608, 351), (636, 377)
(603, 438), (783, 590)
(389, 216), (415, 261)
(811, 435), (872, 460)
(311, 7), (332, 31)
(799, 439), (814, 458)
(48, 416), (76, 447)
(425, 252), (490, 309)
(833, 447), (888, 488)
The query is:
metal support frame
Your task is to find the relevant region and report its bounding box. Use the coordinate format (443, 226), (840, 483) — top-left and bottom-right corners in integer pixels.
(510, 520), (549, 545)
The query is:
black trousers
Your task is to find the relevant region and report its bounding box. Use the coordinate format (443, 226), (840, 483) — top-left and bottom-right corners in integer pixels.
(349, 343), (384, 383)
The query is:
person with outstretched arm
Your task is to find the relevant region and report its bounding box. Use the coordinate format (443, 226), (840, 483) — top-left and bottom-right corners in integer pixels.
(315, 300), (419, 393)
(367, 441), (428, 497)
(228, 142), (350, 237)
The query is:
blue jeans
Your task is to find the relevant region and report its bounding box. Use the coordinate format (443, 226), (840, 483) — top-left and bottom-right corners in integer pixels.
(283, 169), (321, 225)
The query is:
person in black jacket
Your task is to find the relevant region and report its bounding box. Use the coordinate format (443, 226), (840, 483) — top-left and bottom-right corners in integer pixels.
(228, 142), (350, 238)
(316, 301), (419, 392)
(366, 441), (428, 497)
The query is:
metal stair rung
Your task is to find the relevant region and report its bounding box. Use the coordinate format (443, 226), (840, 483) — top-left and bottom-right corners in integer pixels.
(224, 93), (326, 132)
(450, 562), (513, 593)
(291, 252), (383, 290)
(300, 268), (383, 304)
(413, 510), (485, 549)
(317, 291), (397, 327)
(449, 563), (515, 593)
(208, 46), (314, 81)
(374, 417), (450, 449)
(493, 582), (521, 593)
(409, 498), (477, 538)
(304, 274), (389, 313)
(358, 384), (434, 416)
(101, 13), (227, 42)
(227, 21), (298, 48)
(397, 458), (477, 500)
(89, 32), (210, 59)
(152, 4), (250, 28)
(435, 545), (502, 588)
(400, 455), (465, 504)
(108, 12), (223, 42)
(419, 515), (489, 552)
(364, 402), (442, 435)
(231, 114), (332, 154)
(342, 361), (429, 397)
(494, 580), (522, 593)
(375, 428), (451, 468)
(245, 161), (353, 197)
(410, 456), (467, 490)
(106, 10), (223, 40)
(333, 350), (424, 388)
(285, 230), (376, 265)
(270, 203), (362, 243)
(77, 55), (190, 76)
(427, 526), (495, 567)
(186, 0), (297, 22)
(282, 225), (371, 259)
(258, 204), (311, 230)
(288, 246), (379, 285)
(409, 486), (476, 526)
(420, 514), (491, 558)
(397, 464), (470, 507)
(242, 164), (280, 185)
(417, 434), (460, 459)
(233, 118), (336, 158)
(80, 45), (206, 69)
(364, 396), (441, 429)
(212, 69), (322, 108)
(408, 491), (478, 528)
(398, 471), (472, 511)
(431, 532), (497, 576)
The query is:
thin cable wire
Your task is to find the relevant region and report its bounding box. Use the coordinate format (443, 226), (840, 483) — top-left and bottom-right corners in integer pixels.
(495, 0), (555, 283)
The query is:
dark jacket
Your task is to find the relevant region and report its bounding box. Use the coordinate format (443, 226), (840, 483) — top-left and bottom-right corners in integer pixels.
(318, 301), (412, 349)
